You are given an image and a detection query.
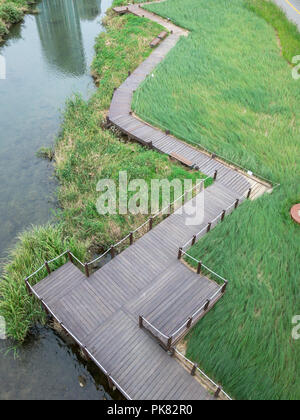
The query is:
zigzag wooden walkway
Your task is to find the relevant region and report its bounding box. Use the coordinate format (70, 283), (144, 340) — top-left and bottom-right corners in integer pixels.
(28, 181), (244, 400)
(25, 3), (271, 401)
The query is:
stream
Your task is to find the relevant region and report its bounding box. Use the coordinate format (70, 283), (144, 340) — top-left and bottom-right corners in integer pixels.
(0, 0), (120, 400)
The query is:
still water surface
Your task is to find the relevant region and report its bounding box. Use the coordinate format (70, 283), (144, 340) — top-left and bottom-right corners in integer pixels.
(0, 0), (111, 259)
(0, 325), (121, 400)
(0, 0), (118, 400)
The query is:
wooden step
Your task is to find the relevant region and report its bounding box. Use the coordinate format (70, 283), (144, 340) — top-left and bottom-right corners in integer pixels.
(170, 151), (193, 167)
(158, 31), (168, 40)
(113, 6), (129, 15)
(150, 37), (161, 48)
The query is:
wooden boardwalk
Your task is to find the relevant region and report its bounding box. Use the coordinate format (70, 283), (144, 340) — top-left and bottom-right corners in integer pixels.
(25, 3), (272, 400)
(109, 4), (270, 199)
(29, 182), (244, 400)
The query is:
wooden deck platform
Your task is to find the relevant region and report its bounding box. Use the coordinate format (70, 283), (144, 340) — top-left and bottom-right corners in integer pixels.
(30, 182), (245, 400)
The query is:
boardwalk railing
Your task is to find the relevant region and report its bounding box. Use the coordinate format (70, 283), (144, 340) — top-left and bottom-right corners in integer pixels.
(84, 173), (214, 269)
(134, 109), (280, 190)
(139, 266), (228, 349)
(174, 348), (232, 400)
(26, 273), (230, 401)
(138, 191), (252, 349)
(86, 167), (250, 269)
(25, 174), (212, 286)
(25, 279), (132, 400)
(25, 171), (247, 352)
(25, 166), (249, 287)
(179, 189), (250, 253)
(24, 250), (81, 294)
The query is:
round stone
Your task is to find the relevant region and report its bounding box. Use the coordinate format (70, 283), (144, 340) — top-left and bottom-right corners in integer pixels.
(290, 204), (300, 224)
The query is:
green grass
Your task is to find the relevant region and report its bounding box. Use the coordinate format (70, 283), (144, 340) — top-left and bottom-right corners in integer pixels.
(0, 4), (207, 342)
(131, 0), (300, 400)
(135, 0), (300, 182)
(0, 225), (86, 342)
(245, 0), (300, 63)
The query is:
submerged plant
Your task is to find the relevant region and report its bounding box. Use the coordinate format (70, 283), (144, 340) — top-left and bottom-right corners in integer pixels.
(36, 146), (55, 161)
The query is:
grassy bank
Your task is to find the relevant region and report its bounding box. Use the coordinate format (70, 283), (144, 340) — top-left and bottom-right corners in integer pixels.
(245, 0), (300, 63)
(0, 4), (206, 342)
(132, 0), (300, 400)
(0, 0), (36, 41)
(135, 0), (300, 181)
(0, 226), (86, 341)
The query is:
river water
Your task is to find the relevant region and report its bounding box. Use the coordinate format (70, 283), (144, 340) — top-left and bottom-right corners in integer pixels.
(0, 0), (120, 400)
(0, 0), (112, 259)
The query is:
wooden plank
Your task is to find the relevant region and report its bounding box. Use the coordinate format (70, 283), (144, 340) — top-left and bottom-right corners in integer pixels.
(158, 31), (168, 40)
(150, 38), (161, 48)
(170, 151), (193, 167)
(113, 6), (129, 15)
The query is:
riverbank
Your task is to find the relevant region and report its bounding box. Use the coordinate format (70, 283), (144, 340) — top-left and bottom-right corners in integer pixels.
(0, 0), (37, 42)
(0, 2), (206, 342)
(133, 0), (300, 400)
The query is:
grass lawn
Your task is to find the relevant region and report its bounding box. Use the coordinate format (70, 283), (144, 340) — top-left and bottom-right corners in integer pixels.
(132, 0), (300, 400)
(0, 7), (206, 342)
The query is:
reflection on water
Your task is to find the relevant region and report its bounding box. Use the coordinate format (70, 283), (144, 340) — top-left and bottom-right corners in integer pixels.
(78, 0), (103, 21)
(0, 325), (122, 400)
(36, 0), (104, 77)
(38, 0), (87, 76)
(0, 0), (110, 260)
(0, 0), (115, 400)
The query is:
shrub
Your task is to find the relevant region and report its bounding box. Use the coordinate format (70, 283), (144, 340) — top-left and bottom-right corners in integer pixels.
(0, 3), (23, 24)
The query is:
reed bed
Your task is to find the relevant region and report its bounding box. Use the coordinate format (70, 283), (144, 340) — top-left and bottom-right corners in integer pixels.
(132, 0), (300, 400)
